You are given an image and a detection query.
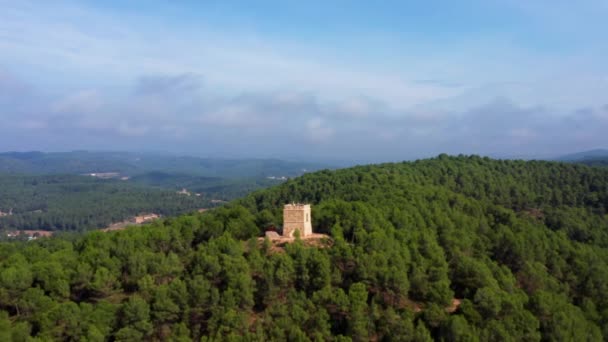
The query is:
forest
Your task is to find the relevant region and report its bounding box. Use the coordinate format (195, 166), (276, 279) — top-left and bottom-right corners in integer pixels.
(0, 151), (313, 232)
(0, 155), (607, 341)
(575, 158), (608, 168)
(128, 172), (281, 201)
(0, 174), (209, 232)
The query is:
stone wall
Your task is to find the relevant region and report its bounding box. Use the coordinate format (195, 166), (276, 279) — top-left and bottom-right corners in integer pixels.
(283, 204), (312, 238)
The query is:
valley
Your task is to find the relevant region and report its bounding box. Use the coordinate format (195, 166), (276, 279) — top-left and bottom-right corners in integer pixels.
(0, 151), (326, 233)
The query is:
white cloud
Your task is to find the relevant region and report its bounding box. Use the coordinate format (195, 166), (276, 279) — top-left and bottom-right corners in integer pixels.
(18, 119), (47, 130)
(0, 0), (552, 111)
(117, 121), (149, 137)
(306, 117), (334, 143)
(200, 105), (262, 128)
(0, 0), (607, 160)
(51, 90), (102, 114)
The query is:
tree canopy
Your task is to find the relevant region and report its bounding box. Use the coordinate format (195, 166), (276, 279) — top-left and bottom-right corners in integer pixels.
(0, 155), (607, 340)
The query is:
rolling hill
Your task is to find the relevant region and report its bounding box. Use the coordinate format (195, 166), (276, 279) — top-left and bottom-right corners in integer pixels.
(0, 151), (328, 178)
(557, 149), (608, 161)
(557, 149), (608, 168)
(0, 155), (606, 340)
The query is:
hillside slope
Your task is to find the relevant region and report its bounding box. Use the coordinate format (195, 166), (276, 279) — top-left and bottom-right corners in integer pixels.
(0, 155), (607, 340)
(557, 149), (608, 168)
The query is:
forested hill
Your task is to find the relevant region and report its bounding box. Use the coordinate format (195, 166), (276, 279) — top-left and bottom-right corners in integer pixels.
(1, 155), (607, 340)
(558, 149), (608, 167)
(572, 158), (608, 168)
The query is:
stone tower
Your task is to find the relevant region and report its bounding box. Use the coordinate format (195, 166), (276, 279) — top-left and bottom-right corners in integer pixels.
(282, 203), (312, 238)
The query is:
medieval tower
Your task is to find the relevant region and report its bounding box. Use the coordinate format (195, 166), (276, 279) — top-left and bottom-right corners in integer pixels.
(282, 203), (312, 238)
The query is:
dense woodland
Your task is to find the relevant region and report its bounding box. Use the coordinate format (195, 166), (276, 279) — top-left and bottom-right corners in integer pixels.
(575, 158), (608, 168)
(129, 172), (281, 201)
(0, 174), (209, 232)
(1, 155), (607, 341)
(0, 151), (307, 232)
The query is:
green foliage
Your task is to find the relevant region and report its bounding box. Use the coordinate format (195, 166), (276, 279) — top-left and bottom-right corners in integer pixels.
(0, 155), (607, 340)
(0, 174), (209, 232)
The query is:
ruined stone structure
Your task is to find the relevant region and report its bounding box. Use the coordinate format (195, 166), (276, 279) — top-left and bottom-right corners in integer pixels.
(282, 203), (312, 238)
(134, 213), (160, 224)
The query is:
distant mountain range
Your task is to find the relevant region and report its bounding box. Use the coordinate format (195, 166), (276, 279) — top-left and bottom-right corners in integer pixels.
(5, 150), (608, 176)
(0, 151), (330, 178)
(556, 149), (608, 162)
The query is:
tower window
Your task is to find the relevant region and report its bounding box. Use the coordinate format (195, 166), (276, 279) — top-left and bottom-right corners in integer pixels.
(306, 213), (309, 222)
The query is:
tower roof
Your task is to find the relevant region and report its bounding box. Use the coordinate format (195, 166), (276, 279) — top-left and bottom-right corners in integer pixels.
(284, 203), (310, 209)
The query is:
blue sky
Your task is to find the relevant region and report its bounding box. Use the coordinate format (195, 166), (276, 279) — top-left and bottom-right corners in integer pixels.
(0, 0), (607, 162)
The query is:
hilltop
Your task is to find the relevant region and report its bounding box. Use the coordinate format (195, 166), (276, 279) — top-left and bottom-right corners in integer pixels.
(0, 155), (606, 340)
